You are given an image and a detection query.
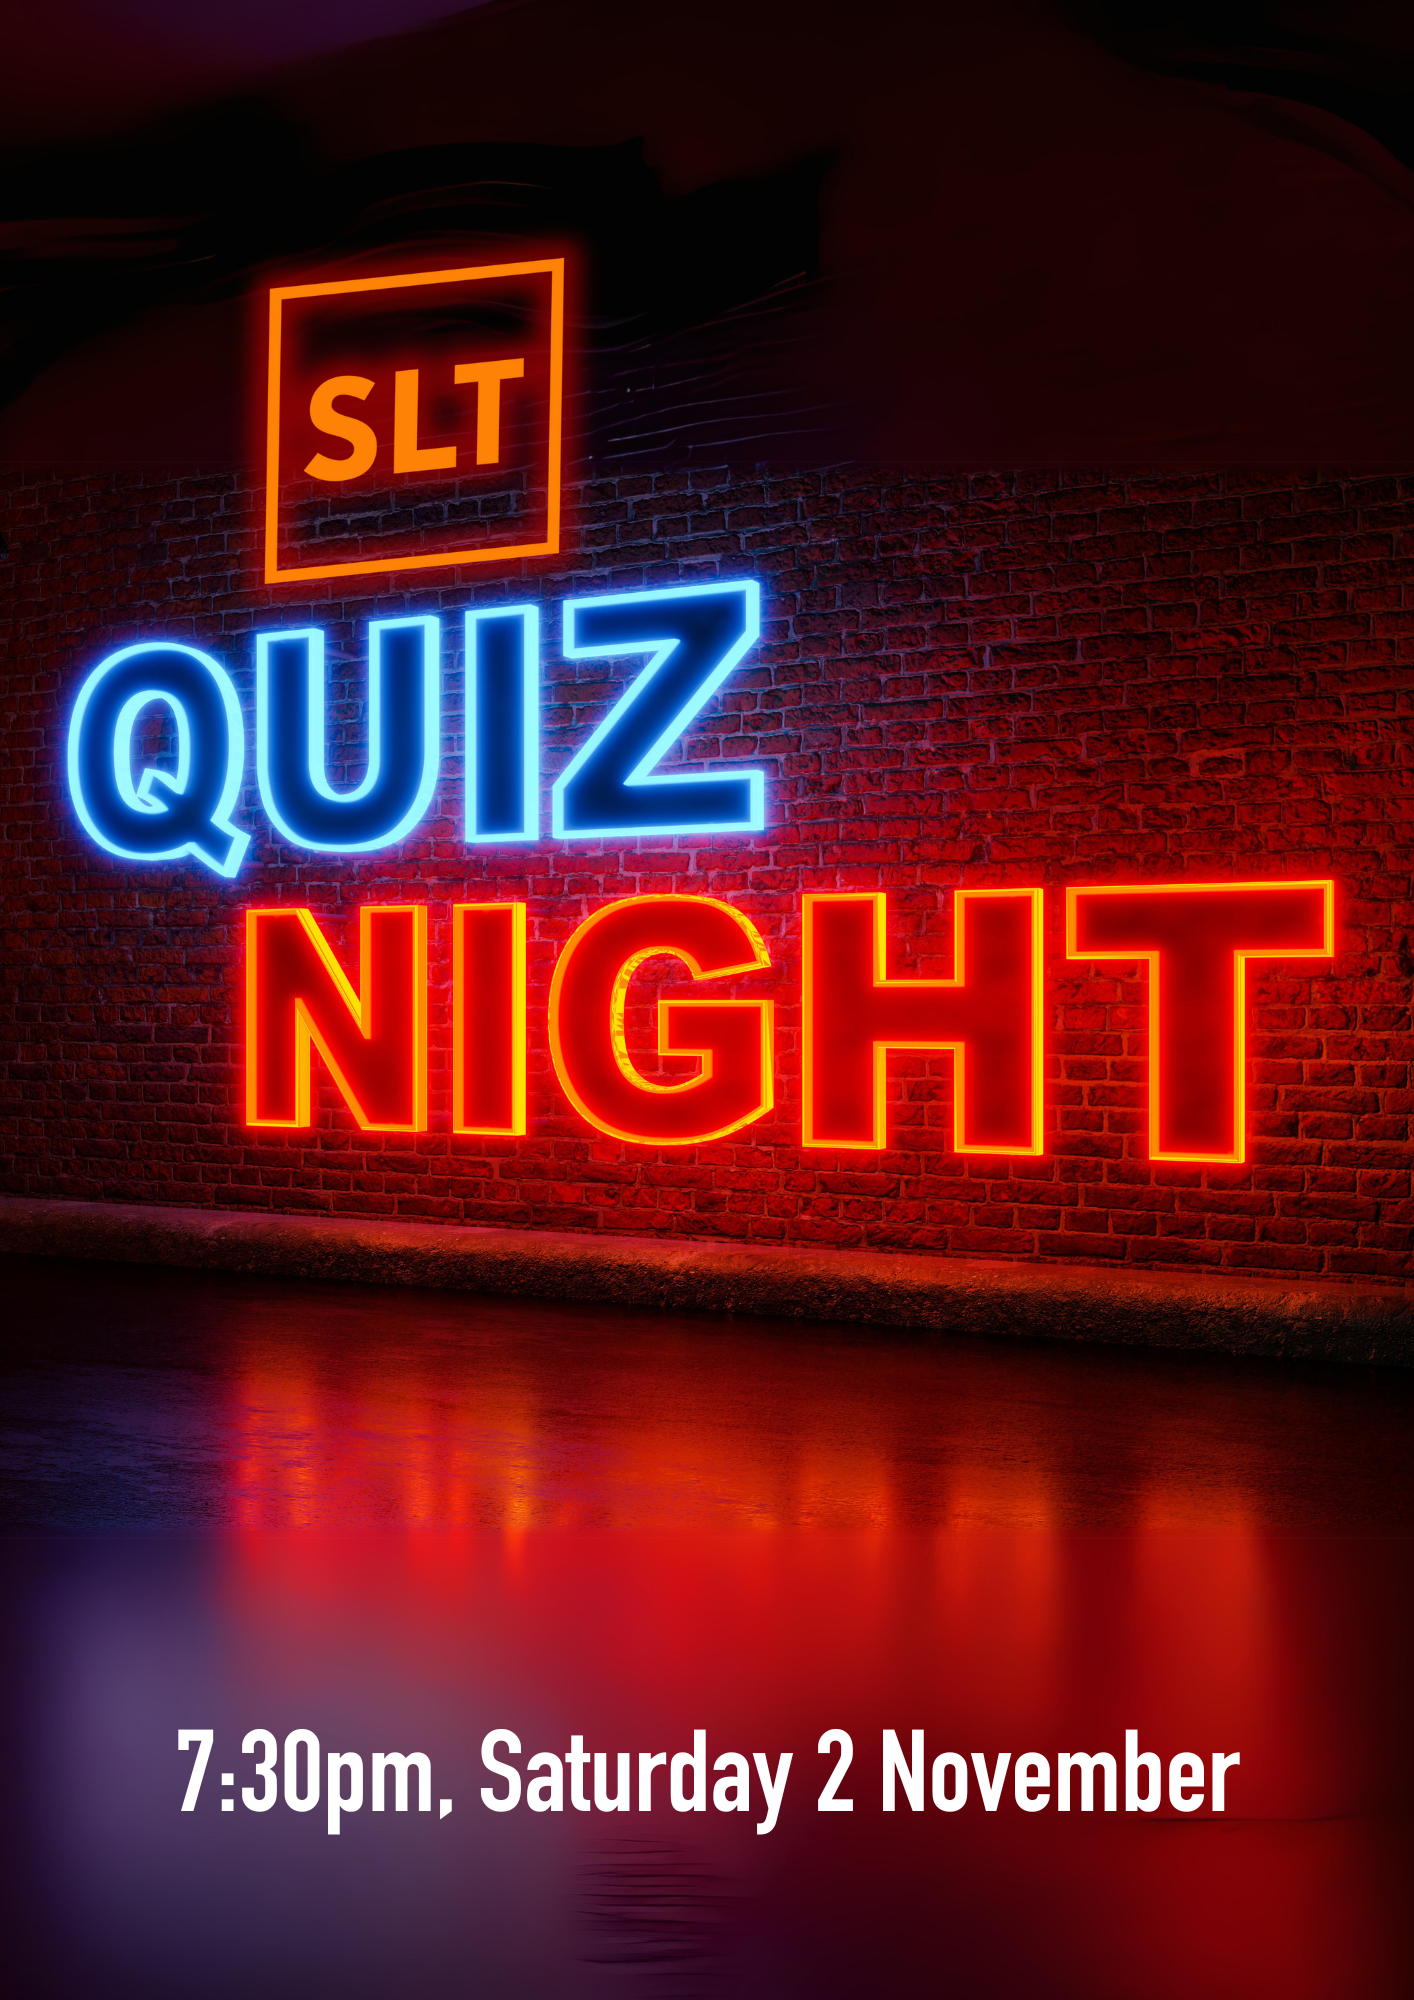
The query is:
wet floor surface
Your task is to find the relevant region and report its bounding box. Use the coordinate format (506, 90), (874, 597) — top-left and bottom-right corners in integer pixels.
(2, 1254), (1412, 1531)
(2, 1255), (1412, 1998)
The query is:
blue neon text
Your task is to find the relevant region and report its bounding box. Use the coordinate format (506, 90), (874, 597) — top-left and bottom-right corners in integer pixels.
(256, 617), (440, 852)
(65, 580), (766, 875)
(553, 581), (763, 838)
(466, 605), (539, 843)
(66, 642), (250, 877)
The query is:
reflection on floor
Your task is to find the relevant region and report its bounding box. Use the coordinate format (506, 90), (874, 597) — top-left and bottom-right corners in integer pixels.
(1, 1255), (1411, 1999)
(1, 1254), (1410, 1531)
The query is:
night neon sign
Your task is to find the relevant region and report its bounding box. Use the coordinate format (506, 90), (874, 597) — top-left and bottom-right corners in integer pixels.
(236, 880), (1334, 1162)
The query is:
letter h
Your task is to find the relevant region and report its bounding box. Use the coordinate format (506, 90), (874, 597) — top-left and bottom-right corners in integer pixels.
(802, 890), (1043, 1152)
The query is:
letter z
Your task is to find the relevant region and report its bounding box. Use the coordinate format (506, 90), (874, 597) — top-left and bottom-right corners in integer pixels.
(551, 580), (765, 838)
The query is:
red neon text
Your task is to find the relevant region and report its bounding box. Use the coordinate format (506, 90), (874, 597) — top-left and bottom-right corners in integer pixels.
(245, 905), (428, 1131)
(242, 884), (1334, 1161)
(1066, 880), (1335, 1163)
(803, 890), (1044, 1152)
(453, 902), (527, 1136)
(548, 896), (773, 1145)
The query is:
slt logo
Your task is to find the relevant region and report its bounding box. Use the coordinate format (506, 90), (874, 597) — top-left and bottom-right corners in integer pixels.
(65, 579), (766, 875)
(264, 258), (564, 583)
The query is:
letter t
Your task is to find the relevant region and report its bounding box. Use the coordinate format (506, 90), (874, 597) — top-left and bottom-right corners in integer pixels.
(1066, 880), (1334, 1162)
(453, 357), (526, 463)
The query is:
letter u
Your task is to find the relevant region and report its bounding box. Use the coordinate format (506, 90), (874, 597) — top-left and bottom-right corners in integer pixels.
(256, 617), (440, 851)
(594, 1752), (631, 1812)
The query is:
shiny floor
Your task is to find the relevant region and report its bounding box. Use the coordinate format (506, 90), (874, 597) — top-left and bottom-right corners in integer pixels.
(2, 1255), (1411, 1532)
(2, 1256), (1412, 1999)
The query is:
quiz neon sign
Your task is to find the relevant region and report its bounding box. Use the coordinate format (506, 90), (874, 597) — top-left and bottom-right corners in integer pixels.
(66, 580), (765, 873)
(64, 576), (1337, 1165)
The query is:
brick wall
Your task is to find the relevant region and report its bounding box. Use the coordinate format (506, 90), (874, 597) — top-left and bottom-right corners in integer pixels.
(2, 465), (1412, 1285)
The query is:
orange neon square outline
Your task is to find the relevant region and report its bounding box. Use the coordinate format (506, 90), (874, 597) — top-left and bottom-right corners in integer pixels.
(800, 888), (1045, 1155)
(263, 258), (565, 585)
(1064, 878), (1336, 1165)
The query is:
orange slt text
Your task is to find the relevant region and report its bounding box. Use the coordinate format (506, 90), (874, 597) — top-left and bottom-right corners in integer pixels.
(244, 881), (1334, 1162)
(304, 358), (525, 482)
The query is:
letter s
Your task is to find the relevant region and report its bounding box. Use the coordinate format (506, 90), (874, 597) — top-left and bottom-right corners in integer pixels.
(480, 1729), (522, 1812)
(305, 375), (377, 481)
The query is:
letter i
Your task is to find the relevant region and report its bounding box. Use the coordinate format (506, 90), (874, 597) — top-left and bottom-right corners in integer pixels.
(466, 605), (538, 843)
(453, 903), (527, 1135)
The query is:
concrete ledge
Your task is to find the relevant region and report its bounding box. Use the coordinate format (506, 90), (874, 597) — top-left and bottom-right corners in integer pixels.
(1, 1195), (1411, 1366)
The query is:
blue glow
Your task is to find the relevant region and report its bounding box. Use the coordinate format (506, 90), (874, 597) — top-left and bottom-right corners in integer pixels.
(255, 617), (440, 852)
(68, 580), (770, 868)
(66, 642), (249, 877)
(465, 605), (538, 843)
(551, 580), (765, 840)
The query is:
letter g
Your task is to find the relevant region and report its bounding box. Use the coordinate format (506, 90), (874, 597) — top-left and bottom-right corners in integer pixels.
(67, 641), (249, 877)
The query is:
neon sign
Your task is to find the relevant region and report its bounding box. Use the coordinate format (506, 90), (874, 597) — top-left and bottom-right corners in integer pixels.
(1066, 880), (1334, 1163)
(246, 905), (428, 1132)
(66, 640), (250, 877)
(63, 584), (1337, 1166)
(240, 884), (1333, 1163)
(466, 608), (538, 846)
(66, 581), (766, 866)
(548, 896), (774, 1145)
(552, 583), (765, 838)
(264, 259), (564, 584)
(255, 618), (441, 853)
(454, 903), (528, 1136)
(802, 890), (1044, 1154)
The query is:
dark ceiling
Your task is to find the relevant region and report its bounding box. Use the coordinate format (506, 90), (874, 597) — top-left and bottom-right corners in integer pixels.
(4, 0), (1414, 469)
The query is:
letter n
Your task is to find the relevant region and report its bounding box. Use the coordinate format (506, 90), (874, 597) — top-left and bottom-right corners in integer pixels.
(246, 906), (428, 1130)
(802, 890), (1043, 1152)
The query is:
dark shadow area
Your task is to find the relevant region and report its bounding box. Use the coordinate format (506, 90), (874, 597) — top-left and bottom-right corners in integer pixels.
(0, 131), (831, 469)
(9, 1), (1414, 467)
